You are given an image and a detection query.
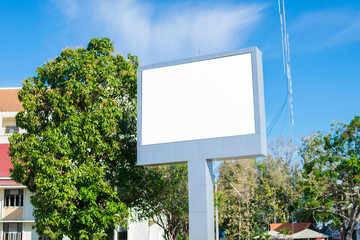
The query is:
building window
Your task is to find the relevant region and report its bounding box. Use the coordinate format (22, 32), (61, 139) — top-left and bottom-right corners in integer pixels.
(118, 230), (127, 240)
(5, 125), (19, 134)
(3, 223), (22, 240)
(4, 189), (24, 207)
(117, 226), (127, 240)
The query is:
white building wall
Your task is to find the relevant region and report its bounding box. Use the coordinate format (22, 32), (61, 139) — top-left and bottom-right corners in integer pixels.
(128, 220), (148, 240)
(23, 223), (35, 240)
(148, 221), (164, 240)
(127, 219), (165, 240)
(23, 189), (34, 221)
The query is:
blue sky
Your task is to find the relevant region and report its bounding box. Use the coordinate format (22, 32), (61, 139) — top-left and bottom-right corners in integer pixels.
(0, 0), (359, 143)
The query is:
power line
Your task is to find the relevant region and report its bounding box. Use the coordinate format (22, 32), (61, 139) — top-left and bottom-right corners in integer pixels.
(267, 97), (288, 136)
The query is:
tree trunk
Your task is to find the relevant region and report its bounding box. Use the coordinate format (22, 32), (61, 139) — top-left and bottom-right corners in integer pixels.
(341, 221), (357, 240)
(341, 231), (353, 240)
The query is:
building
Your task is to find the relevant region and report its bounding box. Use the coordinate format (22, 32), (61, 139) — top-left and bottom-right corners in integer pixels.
(0, 88), (163, 240)
(0, 88), (39, 239)
(269, 223), (329, 239)
(270, 222), (318, 234)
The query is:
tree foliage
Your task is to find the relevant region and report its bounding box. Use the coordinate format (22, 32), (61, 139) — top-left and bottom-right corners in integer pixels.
(217, 137), (302, 239)
(300, 116), (360, 240)
(218, 159), (260, 240)
(257, 137), (302, 225)
(279, 227), (292, 236)
(133, 164), (189, 240)
(9, 38), (138, 239)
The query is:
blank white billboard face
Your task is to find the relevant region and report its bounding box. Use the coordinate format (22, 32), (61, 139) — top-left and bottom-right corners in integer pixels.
(137, 47), (267, 165)
(141, 53), (255, 145)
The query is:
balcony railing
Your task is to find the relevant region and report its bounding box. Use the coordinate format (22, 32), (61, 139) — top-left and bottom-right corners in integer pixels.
(3, 233), (22, 240)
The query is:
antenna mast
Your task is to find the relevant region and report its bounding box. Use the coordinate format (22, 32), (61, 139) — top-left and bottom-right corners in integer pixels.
(278, 0), (294, 141)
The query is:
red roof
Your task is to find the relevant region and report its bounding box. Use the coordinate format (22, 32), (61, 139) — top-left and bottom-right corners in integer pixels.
(0, 143), (12, 177)
(0, 179), (22, 186)
(270, 223), (313, 234)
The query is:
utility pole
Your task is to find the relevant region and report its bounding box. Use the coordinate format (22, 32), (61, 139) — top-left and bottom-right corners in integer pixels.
(278, 1), (296, 236)
(278, 0), (294, 141)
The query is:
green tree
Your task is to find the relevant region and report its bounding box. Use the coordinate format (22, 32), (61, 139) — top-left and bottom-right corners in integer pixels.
(218, 159), (261, 240)
(257, 137), (301, 225)
(133, 164), (189, 240)
(217, 137), (303, 239)
(279, 227), (292, 239)
(300, 116), (360, 240)
(9, 38), (138, 239)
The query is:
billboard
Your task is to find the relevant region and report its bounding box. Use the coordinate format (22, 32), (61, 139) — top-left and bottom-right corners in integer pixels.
(137, 47), (266, 165)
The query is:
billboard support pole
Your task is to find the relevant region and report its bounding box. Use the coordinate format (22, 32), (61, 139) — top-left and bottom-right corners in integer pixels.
(188, 159), (214, 240)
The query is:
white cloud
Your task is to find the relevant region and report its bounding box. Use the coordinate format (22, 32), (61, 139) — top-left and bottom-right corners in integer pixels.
(290, 8), (360, 52)
(326, 21), (360, 46)
(50, 0), (79, 20)
(51, 0), (265, 64)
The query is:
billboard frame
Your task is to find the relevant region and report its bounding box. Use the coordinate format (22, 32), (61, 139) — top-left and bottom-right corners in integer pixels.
(137, 47), (267, 166)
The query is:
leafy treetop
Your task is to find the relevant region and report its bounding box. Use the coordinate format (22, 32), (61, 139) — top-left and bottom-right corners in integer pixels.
(9, 38), (138, 240)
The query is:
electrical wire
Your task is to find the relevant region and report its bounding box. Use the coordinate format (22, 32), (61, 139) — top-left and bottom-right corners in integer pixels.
(267, 97), (288, 136)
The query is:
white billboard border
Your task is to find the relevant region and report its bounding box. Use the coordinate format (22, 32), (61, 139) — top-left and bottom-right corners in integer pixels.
(137, 47), (267, 166)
